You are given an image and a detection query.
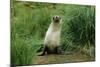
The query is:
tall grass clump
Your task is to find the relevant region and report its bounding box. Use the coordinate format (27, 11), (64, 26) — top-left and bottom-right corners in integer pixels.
(11, 17), (41, 65)
(11, 1), (51, 65)
(61, 6), (95, 57)
(11, 36), (40, 65)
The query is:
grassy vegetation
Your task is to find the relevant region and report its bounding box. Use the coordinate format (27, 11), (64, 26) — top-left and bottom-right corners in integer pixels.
(11, 1), (95, 66)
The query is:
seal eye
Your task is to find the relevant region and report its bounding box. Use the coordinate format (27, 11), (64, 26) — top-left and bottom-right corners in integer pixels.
(53, 16), (55, 20)
(55, 16), (58, 19)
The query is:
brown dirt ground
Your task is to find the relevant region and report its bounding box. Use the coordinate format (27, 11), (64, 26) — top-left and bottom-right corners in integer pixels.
(33, 52), (95, 65)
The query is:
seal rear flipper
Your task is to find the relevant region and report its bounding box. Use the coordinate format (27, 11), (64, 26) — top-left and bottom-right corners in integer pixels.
(37, 46), (47, 56)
